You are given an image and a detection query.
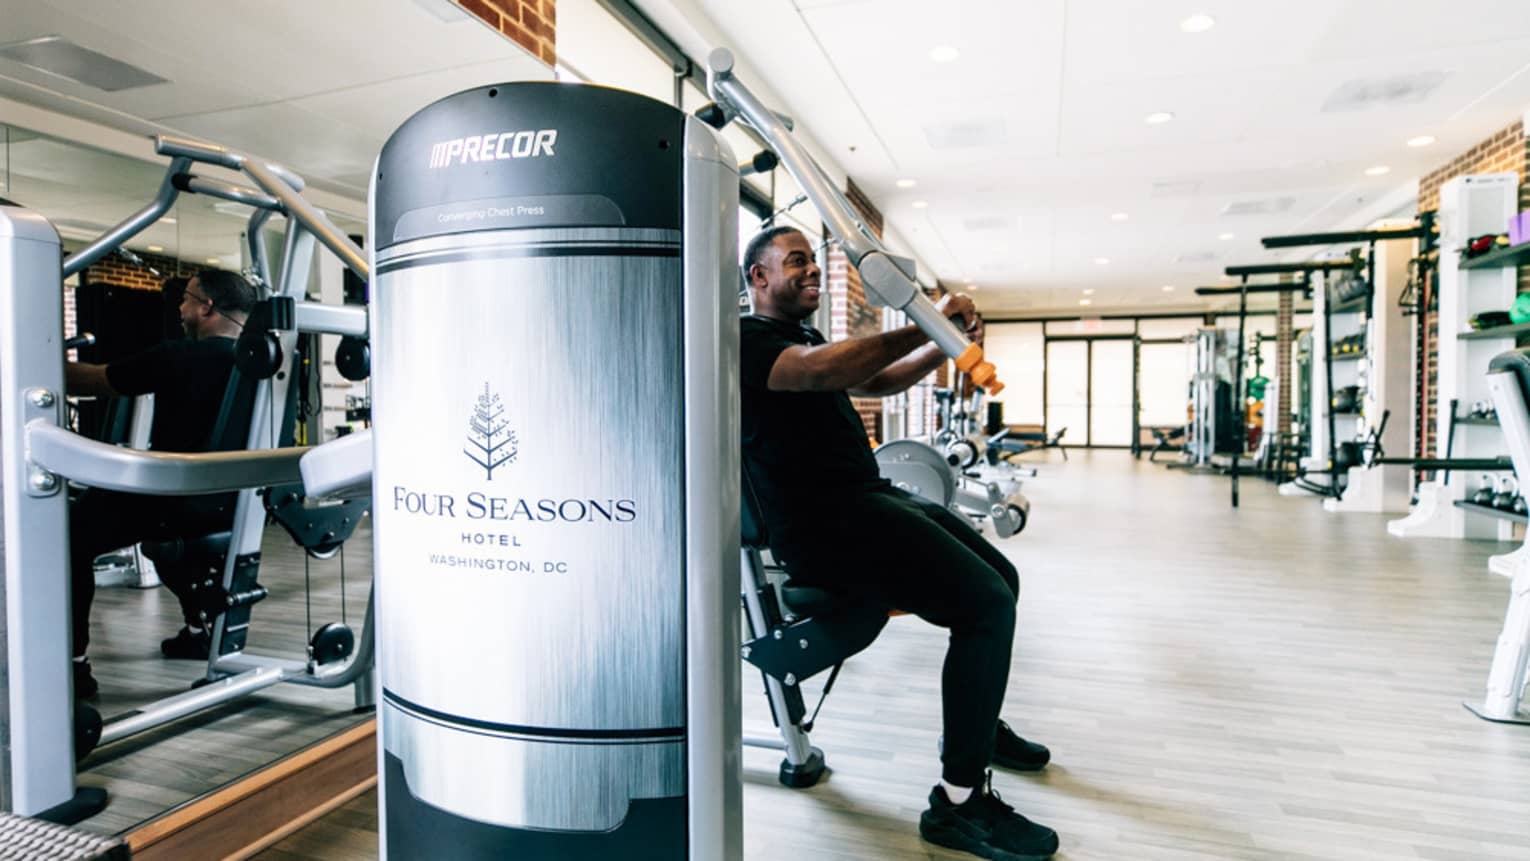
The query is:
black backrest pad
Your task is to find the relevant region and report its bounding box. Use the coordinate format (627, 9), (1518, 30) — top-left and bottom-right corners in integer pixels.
(206, 367), (258, 452)
(1489, 348), (1530, 399)
(740, 467), (769, 549)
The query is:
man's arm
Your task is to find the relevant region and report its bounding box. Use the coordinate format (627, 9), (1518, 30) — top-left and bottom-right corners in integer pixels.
(766, 325), (929, 392)
(65, 362), (118, 398)
(852, 311), (985, 397)
(849, 342), (946, 397)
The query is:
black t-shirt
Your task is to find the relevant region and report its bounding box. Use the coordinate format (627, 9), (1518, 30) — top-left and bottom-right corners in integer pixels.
(740, 314), (886, 552)
(105, 337), (237, 453)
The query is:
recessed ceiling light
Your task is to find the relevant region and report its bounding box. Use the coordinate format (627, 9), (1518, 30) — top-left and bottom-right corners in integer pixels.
(1365, 165), (1391, 176)
(1110, 212), (1129, 221)
(1079, 299), (1092, 306)
(896, 178), (917, 189)
(1094, 257), (1110, 265)
(205, 257), (221, 265)
(1180, 14), (1216, 33)
(161, 216), (176, 224)
(969, 285), (981, 291)
(146, 245), (163, 252)
(1162, 285), (1176, 292)
(1145, 112), (1175, 125)
(1083, 288), (1096, 295)
(929, 45), (960, 63)
(1407, 135), (1436, 148)
(912, 200), (929, 209)
(1218, 232), (1235, 240)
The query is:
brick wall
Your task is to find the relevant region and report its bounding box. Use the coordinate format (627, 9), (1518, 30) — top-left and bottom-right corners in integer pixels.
(68, 250), (187, 342)
(1276, 288), (1293, 437)
(1415, 119), (1529, 457)
(453, 0), (556, 66)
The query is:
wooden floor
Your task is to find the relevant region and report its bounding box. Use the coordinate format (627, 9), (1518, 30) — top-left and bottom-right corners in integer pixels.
(76, 520), (374, 836)
(260, 451), (1530, 860)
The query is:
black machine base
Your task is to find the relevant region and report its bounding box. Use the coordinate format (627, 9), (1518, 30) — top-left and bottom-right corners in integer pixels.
(383, 753), (685, 860)
(74, 702), (102, 762)
(778, 747), (826, 789)
(36, 787), (108, 826)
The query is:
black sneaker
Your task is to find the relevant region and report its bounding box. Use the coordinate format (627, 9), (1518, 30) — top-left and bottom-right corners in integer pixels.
(919, 772), (1059, 860)
(993, 720), (1050, 772)
(72, 659), (99, 700)
(161, 626), (211, 660)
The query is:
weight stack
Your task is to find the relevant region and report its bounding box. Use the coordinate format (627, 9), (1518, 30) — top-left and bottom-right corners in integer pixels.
(369, 82), (741, 860)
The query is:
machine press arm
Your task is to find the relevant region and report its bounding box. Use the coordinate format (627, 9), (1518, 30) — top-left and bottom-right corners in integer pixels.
(706, 48), (1003, 394)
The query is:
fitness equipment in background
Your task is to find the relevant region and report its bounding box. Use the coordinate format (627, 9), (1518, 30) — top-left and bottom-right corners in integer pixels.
(873, 439), (1031, 539)
(1261, 220), (1438, 509)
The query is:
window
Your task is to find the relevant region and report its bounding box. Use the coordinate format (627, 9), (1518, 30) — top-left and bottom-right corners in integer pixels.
(556, 0), (676, 103)
(983, 323), (1043, 425)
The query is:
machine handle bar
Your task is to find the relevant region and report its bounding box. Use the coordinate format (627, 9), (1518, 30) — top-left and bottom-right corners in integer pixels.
(707, 48), (1002, 394)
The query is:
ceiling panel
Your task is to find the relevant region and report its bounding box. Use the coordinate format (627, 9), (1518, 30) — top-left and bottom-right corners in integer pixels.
(697, 0), (1530, 315)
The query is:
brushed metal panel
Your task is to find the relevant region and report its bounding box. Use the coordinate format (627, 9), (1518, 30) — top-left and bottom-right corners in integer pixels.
(383, 700), (683, 831)
(372, 226), (685, 735)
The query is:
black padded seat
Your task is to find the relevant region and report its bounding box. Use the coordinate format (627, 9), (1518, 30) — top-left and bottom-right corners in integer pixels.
(778, 584), (842, 618)
(140, 531), (231, 566)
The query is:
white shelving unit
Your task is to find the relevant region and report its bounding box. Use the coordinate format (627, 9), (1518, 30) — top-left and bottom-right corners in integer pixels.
(1389, 173), (1519, 543)
(1326, 231), (1414, 513)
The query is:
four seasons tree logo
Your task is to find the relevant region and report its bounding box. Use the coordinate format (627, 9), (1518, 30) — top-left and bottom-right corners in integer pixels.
(464, 382), (518, 479)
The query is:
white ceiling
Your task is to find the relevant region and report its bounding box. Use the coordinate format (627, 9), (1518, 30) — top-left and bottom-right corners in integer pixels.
(0, 0), (549, 263)
(691, 0), (1530, 315)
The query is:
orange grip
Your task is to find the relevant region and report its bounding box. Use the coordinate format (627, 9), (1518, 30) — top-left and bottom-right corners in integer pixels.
(969, 360), (1003, 395)
(953, 343), (984, 373)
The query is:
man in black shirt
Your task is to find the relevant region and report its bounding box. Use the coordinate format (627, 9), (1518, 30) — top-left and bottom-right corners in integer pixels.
(741, 226), (1058, 860)
(64, 268), (257, 696)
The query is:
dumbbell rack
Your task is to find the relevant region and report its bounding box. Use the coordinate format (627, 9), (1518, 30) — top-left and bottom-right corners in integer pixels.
(1324, 230), (1414, 513)
(1389, 173), (1519, 550)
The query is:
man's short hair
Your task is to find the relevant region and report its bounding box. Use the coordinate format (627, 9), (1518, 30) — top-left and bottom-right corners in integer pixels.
(195, 268), (257, 316)
(742, 225), (804, 282)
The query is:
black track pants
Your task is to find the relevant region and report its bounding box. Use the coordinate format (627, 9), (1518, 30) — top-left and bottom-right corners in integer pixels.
(773, 487), (1021, 788)
(68, 488), (234, 658)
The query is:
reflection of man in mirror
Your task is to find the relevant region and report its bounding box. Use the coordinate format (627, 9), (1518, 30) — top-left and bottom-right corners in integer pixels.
(62, 268), (257, 698)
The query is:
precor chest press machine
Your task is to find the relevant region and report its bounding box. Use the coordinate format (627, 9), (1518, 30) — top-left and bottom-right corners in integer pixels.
(292, 48), (1004, 860)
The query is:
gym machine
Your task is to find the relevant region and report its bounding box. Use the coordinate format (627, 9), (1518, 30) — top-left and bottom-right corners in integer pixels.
(1464, 348), (1530, 725)
(1260, 219), (1436, 513)
(0, 136), (372, 823)
(1166, 326), (1238, 473)
(288, 48), (1006, 859)
(1198, 258), (1358, 507)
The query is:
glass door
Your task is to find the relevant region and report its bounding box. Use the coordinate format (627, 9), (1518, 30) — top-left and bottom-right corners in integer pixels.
(1045, 340), (1088, 445)
(1089, 339), (1135, 446)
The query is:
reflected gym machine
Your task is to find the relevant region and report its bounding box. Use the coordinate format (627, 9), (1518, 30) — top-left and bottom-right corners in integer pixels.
(295, 47), (1004, 859)
(1, 136), (372, 823)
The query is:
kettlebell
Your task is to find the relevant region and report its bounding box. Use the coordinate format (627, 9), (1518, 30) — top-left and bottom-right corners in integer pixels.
(1494, 475), (1519, 511)
(1473, 474), (1496, 505)
(1332, 386), (1360, 414)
